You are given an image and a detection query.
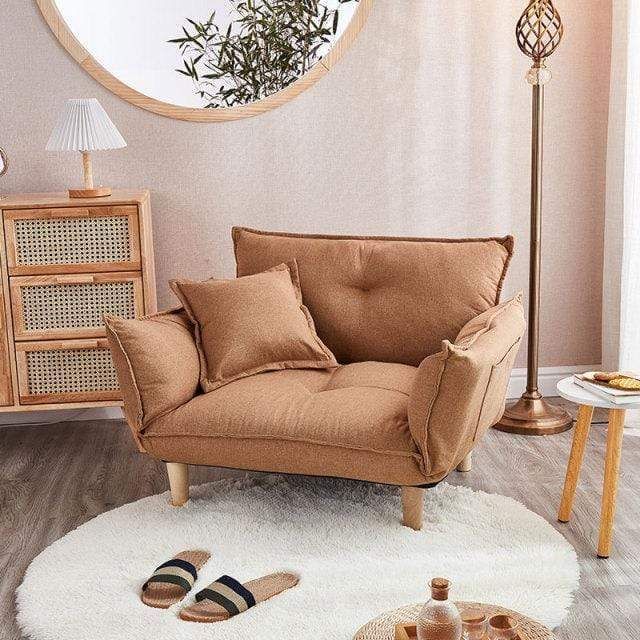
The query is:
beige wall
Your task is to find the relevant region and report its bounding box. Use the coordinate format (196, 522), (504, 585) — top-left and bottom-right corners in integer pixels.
(0, 0), (611, 368)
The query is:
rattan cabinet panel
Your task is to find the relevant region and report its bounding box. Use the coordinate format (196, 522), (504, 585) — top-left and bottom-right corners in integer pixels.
(0, 190), (156, 412)
(4, 206), (141, 275)
(16, 339), (121, 404)
(10, 273), (144, 340)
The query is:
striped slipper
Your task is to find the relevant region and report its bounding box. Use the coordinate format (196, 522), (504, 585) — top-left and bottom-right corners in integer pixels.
(141, 550), (211, 609)
(179, 572), (299, 623)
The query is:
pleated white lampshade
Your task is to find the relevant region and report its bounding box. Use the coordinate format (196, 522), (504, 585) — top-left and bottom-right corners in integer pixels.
(46, 99), (126, 152)
(46, 99), (126, 198)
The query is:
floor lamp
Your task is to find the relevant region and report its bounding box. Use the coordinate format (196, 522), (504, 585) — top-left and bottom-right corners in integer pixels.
(495, 0), (573, 435)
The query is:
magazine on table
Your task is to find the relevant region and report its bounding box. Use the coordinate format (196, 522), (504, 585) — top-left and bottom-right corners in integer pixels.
(574, 372), (640, 405)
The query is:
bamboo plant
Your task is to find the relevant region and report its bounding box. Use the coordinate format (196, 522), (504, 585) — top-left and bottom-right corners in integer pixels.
(170, 0), (359, 108)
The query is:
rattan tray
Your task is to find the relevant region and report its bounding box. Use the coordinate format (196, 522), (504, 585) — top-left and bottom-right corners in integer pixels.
(353, 602), (557, 640)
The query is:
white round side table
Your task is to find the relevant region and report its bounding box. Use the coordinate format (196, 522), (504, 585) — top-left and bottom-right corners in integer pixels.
(556, 376), (640, 558)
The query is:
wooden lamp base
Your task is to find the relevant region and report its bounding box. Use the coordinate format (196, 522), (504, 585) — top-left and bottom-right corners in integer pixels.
(69, 151), (111, 198)
(68, 186), (111, 198)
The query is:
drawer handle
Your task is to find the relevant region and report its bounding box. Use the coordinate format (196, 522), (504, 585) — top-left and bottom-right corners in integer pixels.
(52, 275), (96, 285)
(70, 340), (109, 350)
(46, 209), (90, 218)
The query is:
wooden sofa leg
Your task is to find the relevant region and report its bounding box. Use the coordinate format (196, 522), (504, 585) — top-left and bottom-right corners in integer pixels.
(457, 452), (472, 473)
(167, 462), (189, 506)
(401, 486), (424, 530)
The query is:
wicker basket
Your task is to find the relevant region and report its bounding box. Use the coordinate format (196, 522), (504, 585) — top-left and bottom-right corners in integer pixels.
(354, 602), (556, 640)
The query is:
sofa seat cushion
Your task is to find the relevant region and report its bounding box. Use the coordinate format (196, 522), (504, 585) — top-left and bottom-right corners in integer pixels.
(142, 362), (427, 486)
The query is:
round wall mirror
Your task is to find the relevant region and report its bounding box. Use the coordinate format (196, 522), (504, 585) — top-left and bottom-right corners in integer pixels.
(37, 0), (372, 122)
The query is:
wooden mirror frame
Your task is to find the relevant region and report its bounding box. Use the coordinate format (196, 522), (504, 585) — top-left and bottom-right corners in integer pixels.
(0, 148), (7, 178)
(36, 0), (373, 122)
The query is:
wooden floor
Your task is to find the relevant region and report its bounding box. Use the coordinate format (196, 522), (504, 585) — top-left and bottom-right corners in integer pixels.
(1, 400), (638, 639)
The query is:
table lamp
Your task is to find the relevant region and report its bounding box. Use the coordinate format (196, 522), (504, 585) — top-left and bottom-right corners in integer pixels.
(46, 98), (126, 198)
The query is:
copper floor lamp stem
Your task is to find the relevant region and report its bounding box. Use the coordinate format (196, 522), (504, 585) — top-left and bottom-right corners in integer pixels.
(495, 64), (572, 435)
(526, 82), (543, 398)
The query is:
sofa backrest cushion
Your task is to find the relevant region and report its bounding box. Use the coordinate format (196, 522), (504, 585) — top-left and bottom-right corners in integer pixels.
(233, 227), (514, 366)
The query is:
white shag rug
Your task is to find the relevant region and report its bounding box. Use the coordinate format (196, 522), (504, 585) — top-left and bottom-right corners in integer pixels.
(17, 476), (579, 640)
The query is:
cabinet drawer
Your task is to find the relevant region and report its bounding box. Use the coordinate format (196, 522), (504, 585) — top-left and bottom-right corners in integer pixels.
(4, 206), (141, 275)
(16, 339), (121, 405)
(10, 272), (144, 340)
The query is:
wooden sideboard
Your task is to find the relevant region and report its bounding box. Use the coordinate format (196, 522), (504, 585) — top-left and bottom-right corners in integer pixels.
(0, 190), (156, 411)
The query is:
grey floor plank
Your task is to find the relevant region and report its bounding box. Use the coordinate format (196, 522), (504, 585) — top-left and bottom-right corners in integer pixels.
(1, 400), (639, 640)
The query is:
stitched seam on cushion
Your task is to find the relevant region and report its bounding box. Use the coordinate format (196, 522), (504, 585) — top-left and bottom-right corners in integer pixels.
(457, 293), (522, 350)
(142, 430), (421, 460)
(138, 305), (184, 321)
(285, 260), (303, 304)
(472, 337), (522, 442)
(234, 226), (515, 247)
(494, 337), (522, 366)
(287, 260), (337, 363)
(203, 359), (338, 392)
(143, 311), (197, 341)
(145, 382), (411, 430)
(232, 226), (241, 277)
(244, 261), (334, 362)
(300, 303), (337, 362)
(169, 280), (211, 392)
(495, 236), (515, 304)
(421, 351), (449, 475)
(322, 384), (411, 396)
(104, 322), (144, 431)
(473, 369), (494, 444)
(457, 306), (506, 349)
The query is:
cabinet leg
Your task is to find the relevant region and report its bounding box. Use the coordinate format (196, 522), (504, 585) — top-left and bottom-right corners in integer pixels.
(558, 404), (593, 522)
(598, 409), (625, 558)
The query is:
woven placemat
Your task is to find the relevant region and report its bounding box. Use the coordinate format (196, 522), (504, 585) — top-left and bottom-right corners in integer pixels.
(353, 602), (556, 640)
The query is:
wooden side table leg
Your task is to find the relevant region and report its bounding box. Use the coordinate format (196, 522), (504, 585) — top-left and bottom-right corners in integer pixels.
(598, 408), (626, 558)
(558, 404), (594, 522)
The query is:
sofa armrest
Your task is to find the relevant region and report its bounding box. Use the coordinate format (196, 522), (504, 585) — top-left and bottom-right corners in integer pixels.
(105, 309), (200, 450)
(408, 294), (525, 481)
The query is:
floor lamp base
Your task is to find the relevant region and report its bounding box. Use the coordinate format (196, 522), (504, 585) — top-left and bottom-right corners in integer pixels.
(494, 395), (573, 436)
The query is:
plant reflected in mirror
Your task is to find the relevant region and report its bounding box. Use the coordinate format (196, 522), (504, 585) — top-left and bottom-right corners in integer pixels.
(43, 0), (370, 120)
(170, 0), (359, 108)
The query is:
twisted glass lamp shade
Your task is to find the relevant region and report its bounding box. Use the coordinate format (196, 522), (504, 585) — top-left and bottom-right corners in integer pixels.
(516, 0), (563, 64)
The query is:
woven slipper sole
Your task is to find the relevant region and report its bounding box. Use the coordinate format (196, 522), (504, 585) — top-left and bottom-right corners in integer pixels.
(141, 550), (210, 609)
(179, 572), (299, 622)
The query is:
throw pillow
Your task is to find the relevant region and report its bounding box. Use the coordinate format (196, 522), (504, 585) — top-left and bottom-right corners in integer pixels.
(170, 262), (338, 392)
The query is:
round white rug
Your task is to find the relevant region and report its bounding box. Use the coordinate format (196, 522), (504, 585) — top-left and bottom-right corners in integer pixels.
(17, 476), (578, 640)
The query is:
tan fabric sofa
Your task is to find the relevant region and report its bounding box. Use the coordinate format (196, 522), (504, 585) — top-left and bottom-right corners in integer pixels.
(106, 228), (525, 529)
